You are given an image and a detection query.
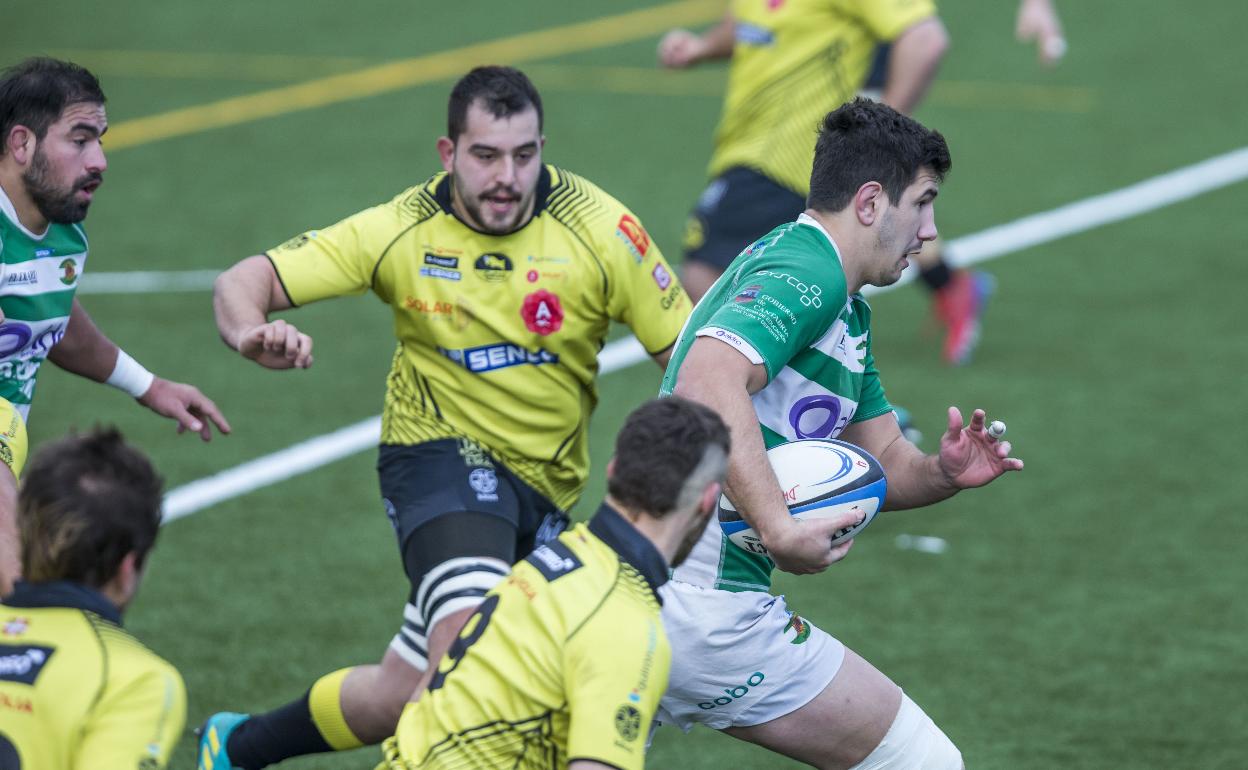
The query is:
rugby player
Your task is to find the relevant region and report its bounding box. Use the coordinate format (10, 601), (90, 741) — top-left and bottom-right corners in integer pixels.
(0, 58), (231, 587)
(0, 397), (27, 597)
(379, 397), (729, 770)
(657, 99), (1023, 768)
(203, 66), (692, 768)
(0, 426), (186, 769)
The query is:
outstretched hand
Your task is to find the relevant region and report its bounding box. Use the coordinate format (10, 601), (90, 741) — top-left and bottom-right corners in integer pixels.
(138, 378), (232, 441)
(1016, 0), (1066, 66)
(236, 319), (314, 370)
(658, 29), (709, 69)
(937, 407), (1024, 489)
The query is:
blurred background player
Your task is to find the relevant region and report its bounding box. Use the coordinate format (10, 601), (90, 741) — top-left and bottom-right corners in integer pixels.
(378, 397), (729, 770)
(657, 99), (1023, 768)
(202, 66), (691, 769)
(0, 396), (27, 596)
(0, 427), (186, 769)
(659, 0), (1066, 365)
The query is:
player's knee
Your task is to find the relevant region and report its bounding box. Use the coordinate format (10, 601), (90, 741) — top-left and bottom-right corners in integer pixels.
(848, 694), (962, 770)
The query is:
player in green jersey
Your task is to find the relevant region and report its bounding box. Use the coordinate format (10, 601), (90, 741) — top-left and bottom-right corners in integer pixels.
(0, 58), (230, 590)
(657, 99), (1023, 768)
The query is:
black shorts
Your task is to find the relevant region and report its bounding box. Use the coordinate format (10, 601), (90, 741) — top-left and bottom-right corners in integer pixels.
(378, 439), (566, 589)
(864, 43), (892, 91)
(683, 166), (807, 271)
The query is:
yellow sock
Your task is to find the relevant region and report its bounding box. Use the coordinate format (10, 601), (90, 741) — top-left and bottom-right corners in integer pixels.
(308, 667), (365, 750)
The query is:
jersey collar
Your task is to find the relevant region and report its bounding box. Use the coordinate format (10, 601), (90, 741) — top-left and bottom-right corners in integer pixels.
(432, 164), (552, 236)
(796, 212), (844, 267)
(0, 180), (51, 241)
(3, 580), (123, 626)
(588, 502), (669, 599)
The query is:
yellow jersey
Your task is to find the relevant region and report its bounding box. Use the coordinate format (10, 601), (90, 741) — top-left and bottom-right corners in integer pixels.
(380, 504), (671, 770)
(709, 0), (937, 194)
(268, 166), (690, 509)
(0, 397), (27, 477)
(0, 581), (186, 769)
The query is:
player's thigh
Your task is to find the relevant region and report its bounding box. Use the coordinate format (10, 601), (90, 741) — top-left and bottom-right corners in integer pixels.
(724, 647), (902, 769)
(682, 167), (806, 272)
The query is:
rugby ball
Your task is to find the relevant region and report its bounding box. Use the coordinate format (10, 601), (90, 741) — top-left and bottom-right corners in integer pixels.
(719, 439), (886, 555)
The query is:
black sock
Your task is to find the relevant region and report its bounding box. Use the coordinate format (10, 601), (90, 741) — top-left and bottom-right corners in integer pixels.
(227, 691), (332, 770)
(920, 260), (953, 292)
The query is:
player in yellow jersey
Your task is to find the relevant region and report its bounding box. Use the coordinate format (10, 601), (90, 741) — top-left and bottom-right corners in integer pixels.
(378, 397), (729, 770)
(204, 67), (692, 769)
(0, 397), (28, 596)
(0, 426), (185, 769)
(660, 0), (1065, 365)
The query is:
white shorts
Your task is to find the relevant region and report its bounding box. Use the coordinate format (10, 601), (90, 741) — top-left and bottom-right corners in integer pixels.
(656, 580), (846, 731)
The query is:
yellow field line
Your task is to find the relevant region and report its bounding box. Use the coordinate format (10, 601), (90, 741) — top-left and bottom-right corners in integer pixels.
(105, 0), (722, 151)
(45, 49), (372, 82)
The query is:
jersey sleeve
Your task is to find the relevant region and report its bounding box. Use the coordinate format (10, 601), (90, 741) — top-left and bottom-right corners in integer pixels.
(601, 209), (690, 355)
(564, 597), (669, 770)
(847, 0), (937, 40)
(75, 659), (186, 770)
(696, 250), (848, 382)
(264, 203), (396, 306)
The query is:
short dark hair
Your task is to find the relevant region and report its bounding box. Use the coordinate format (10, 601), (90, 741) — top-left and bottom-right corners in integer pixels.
(807, 98), (951, 213)
(608, 397), (731, 517)
(18, 427), (164, 587)
(447, 66), (543, 141)
(0, 58), (105, 154)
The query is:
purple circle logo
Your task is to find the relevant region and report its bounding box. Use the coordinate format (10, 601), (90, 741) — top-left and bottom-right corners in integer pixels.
(788, 395), (841, 439)
(0, 322), (33, 358)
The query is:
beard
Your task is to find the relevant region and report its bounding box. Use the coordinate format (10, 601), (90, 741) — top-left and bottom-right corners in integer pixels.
(671, 510), (712, 568)
(870, 208), (910, 287)
(23, 149), (100, 225)
(450, 172), (532, 235)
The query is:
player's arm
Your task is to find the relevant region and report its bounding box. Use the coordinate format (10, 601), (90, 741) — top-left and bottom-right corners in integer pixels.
(0, 465), (16, 597)
(74, 664), (187, 770)
(839, 407), (1023, 511)
(47, 299), (230, 440)
(673, 337), (863, 574)
(658, 10), (736, 69)
(1016, 0), (1066, 66)
(213, 255), (314, 370)
(880, 17), (950, 116)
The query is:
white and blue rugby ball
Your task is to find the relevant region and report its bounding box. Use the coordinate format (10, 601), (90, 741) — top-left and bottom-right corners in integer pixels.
(719, 439), (887, 554)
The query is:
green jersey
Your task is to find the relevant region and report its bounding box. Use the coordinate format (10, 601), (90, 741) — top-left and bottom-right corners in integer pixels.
(0, 184), (87, 420)
(660, 214), (892, 591)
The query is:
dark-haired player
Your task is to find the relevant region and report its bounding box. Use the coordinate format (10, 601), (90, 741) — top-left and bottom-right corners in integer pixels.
(204, 66), (691, 768)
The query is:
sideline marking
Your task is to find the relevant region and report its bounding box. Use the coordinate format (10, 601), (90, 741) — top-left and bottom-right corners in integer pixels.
(161, 145), (1248, 523)
(104, 0), (722, 152)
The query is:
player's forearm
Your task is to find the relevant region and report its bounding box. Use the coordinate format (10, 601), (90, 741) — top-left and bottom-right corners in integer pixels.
(876, 439), (959, 511)
(698, 13), (738, 62)
(47, 300), (122, 382)
(881, 17), (949, 116)
(213, 255), (284, 351)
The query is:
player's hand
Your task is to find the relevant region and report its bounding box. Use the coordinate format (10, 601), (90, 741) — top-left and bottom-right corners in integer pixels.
(138, 378), (232, 442)
(763, 510), (861, 575)
(937, 407), (1024, 489)
(1016, 0), (1066, 66)
(658, 28), (709, 69)
(236, 319), (314, 370)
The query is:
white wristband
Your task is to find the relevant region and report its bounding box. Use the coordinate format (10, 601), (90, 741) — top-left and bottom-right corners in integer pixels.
(107, 351), (155, 398)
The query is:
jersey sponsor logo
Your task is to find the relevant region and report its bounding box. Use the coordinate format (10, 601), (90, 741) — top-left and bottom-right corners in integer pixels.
(614, 704), (642, 742)
(660, 283), (684, 311)
(33, 248), (53, 258)
(457, 438), (495, 468)
(0, 691), (33, 714)
(788, 394), (850, 439)
(524, 540), (582, 581)
(419, 266), (462, 282)
(697, 671), (765, 710)
(755, 270), (822, 308)
(615, 214), (651, 263)
(58, 258), (77, 286)
(0, 644), (54, 685)
(423, 253), (459, 268)
(735, 284), (762, 303)
(734, 22), (775, 46)
(0, 320), (66, 359)
(404, 297), (456, 316)
(767, 0), (786, 9)
(275, 232), (316, 252)
(1, 269), (37, 287)
(526, 269), (539, 283)
(526, 254), (570, 264)
(652, 263), (672, 290)
(468, 468), (499, 502)
(628, 620), (660, 705)
(2, 618), (27, 637)
(520, 289), (564, 336)
(785, 613), (811, 645)
(474, 252), (513, 282)
(438, 343), (559, 373)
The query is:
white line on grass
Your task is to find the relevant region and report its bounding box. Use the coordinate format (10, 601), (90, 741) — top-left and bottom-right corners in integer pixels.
(160, 145), (1248, 523)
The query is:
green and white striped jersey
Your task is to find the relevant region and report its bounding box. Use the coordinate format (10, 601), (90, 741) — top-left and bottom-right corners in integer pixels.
(660, 214), (893, 592)
(0, 184), (87, 420)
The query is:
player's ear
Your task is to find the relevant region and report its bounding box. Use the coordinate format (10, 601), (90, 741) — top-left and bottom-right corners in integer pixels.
(698, 481), (721, 518)
(4, 125), (35, 165)
(605, 457), (617, 480)
(436, 136), (455, 174)
(854, 181), (884, 227)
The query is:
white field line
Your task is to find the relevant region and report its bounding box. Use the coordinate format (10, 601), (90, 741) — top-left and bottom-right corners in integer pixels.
(161, 146), (1248, 523)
